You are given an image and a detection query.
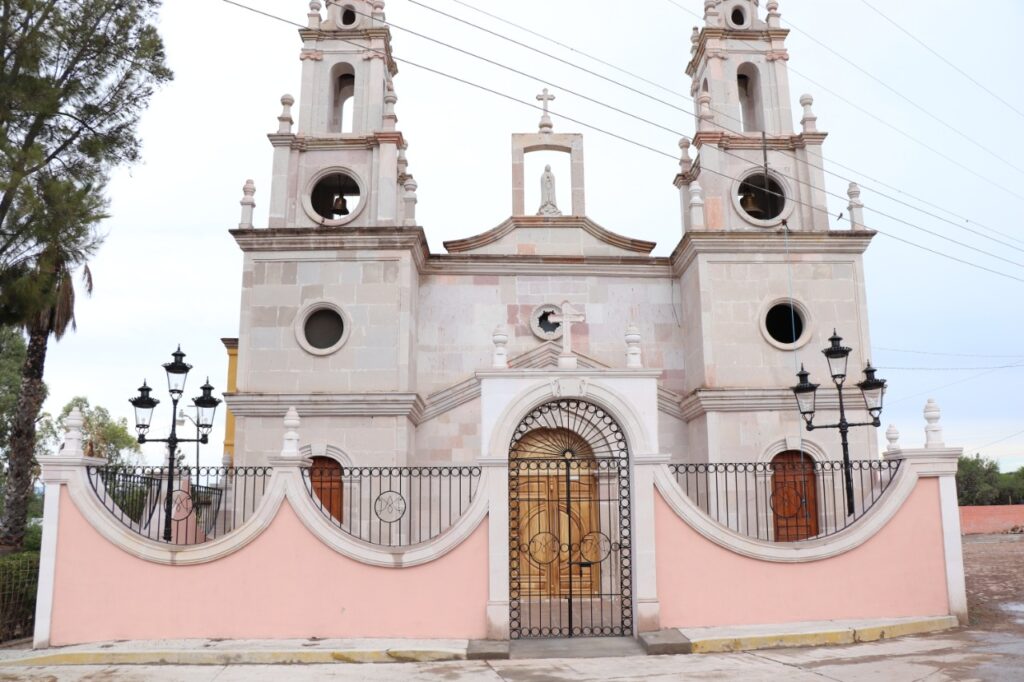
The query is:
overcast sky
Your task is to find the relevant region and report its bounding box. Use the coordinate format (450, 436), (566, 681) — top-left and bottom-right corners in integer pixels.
(38, 0), (1024, 472)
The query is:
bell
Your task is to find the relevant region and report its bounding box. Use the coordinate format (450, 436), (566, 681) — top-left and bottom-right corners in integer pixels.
(740, 191), (763, 218)
(332, 194), (349, 216)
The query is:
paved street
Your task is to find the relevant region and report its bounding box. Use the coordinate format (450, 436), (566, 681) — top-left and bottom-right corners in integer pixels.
(1, 535), (1020, 681)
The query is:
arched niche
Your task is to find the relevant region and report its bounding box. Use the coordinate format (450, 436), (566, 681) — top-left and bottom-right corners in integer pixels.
(329, 62), (356, 134)
(736, 62), (764, 133)
(511, 133), (586, 217)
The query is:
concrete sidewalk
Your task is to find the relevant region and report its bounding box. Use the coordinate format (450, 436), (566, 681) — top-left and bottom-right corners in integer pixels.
(0, 615), (957, 667)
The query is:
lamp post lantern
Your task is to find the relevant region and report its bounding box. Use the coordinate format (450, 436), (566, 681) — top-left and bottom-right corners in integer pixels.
(129, 347), (221, 542)
(790, 331), (887, 516)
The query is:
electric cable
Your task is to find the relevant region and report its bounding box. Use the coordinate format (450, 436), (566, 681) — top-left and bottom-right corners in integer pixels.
(221, 0), (1024, 285)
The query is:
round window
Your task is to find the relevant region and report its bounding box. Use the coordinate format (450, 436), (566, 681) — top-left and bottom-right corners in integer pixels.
(341, 6), (357, 26)
(304, 309), (345, 349)
(738, 173), (786, 221)
(295, 302), (351, 356)
(731, 7), (747, 26)
(765, 302), (804, 345)
(310, 172), (362, 224)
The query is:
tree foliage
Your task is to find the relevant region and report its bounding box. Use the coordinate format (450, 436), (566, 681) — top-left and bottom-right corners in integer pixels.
(0, 326), (26, 455)
(957, 455), (1024, 506)
(0, 0), (173, 322)
(54, 396), (140, 465)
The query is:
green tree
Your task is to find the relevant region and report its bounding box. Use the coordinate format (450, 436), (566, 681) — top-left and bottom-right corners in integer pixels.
(0, 0), (172, 551)
(0, 326), (26, 456)
(956, 454), (1002, 506)
(56, 396), (140, 466)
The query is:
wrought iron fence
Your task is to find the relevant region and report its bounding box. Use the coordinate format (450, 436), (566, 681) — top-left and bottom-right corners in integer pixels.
(302, 466), (482, 546)
(86, 466), (272, 546)
(669, 459), (902, 542)
(0, 552), (39, 644)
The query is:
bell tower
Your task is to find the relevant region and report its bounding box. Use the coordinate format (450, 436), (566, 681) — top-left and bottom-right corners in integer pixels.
(266, 0), (415, 229)
(677, 0), (829, 233)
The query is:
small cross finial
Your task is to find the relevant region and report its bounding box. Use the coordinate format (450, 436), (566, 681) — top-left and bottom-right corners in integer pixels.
(537, 88), (556, 133)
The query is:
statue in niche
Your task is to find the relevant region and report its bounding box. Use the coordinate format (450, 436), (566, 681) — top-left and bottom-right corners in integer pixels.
(537, 164), (562, 217)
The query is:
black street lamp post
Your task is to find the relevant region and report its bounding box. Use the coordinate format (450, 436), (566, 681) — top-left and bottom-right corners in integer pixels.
(791, 331), (887, 517)
(129, 347), (221, 542)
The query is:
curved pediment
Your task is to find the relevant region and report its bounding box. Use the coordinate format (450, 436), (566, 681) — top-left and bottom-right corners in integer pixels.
(443, 216), (656, 256)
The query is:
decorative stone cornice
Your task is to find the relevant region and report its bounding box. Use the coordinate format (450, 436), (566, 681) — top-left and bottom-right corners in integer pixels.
(299, 27), (398, 76)
(265, 132), (408, 152)
(669, 230), (875, 275)
(692, 131), (828, 151)
(424, 255), (672, 279)
(231, 226), (430, 263)
(677, 387), (858, 422)
(686, 28), (791, 76)
(443, 216), (657, 255)
(224, 392), (425, 422)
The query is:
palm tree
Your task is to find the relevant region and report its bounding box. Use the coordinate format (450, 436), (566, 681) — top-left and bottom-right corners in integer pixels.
(0, 250), (92, 550)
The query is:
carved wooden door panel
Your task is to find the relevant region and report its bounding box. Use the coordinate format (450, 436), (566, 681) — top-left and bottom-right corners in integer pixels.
(771, 451), (819, 541)
(309, 456), (343, 523)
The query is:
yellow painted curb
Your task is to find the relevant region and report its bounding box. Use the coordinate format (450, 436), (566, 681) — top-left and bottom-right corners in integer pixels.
(853, 616), (959, 643)
(690, 629), (854, 654)
(7, 649), (466, 666)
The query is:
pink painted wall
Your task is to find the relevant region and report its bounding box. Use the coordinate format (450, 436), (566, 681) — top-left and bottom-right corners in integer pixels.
(50, 490), (489, 645)
(959, 505), (1024, 535)
(656, 478), (950, 628)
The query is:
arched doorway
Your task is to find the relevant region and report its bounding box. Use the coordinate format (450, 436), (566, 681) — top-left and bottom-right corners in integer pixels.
(508, 399), (632, 639)
(309, 456), (343, 523)
(771, 451), (819, 541)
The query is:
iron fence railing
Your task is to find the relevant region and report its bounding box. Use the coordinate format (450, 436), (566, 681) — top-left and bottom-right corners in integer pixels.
(669, 459), (902, 542)
(302, 466), (482, 547)
(86, 466), (272, 546)
(0, 552), (39, 644)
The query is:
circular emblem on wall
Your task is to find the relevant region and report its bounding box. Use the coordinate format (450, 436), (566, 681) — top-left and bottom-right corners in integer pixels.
(530, 304), (563, 341)
(170, 490), (195, 521)
(373, 491), (407, 523)
(527, 531), (561, 565)
(580, 531), (612, 564)
(770, 483), (803, 519)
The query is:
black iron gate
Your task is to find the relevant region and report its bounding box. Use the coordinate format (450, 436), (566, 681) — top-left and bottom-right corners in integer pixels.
(508, 399), (632, 639)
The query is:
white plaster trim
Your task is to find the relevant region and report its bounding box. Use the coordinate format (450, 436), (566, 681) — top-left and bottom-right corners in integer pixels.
(757, 437), (829, 464)
(293, 299), (353, 356)
(938, 475), (968, 624)
(652, 452), (943, 563)
(32, 482), (61, 649)
(46, 458), (490, 568)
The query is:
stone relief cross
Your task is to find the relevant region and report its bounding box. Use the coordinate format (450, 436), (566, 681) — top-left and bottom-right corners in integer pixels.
(550, 300), (585, 369)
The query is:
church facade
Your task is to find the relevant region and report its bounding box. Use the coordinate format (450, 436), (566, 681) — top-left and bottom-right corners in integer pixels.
(33, 0), (967, 647)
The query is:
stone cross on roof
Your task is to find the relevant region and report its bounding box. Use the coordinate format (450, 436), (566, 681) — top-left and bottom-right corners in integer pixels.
(537, 88), (555, 133)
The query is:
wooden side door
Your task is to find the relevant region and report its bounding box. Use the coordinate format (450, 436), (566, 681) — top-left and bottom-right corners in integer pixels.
(771, 451), (819, 541)
(310, 456), (343, 523)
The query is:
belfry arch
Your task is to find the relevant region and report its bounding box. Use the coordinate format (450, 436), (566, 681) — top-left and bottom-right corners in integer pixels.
(507, 398), (633, 639)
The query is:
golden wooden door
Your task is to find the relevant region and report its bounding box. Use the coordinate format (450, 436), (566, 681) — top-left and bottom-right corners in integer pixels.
(310, 456), (343, 523)
(513, 428), (602, 598)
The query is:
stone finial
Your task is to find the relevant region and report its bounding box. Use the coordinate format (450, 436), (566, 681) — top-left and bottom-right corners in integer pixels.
(238, 179), (256, 229)
(885, 424), (901, 454)
(690, 27), (700, 55)
(799, 94), (817, 133)
(492, 325), (510, 369)
(397, 144), (409, 176)
(924, 399), (944, 448)
(402, 176), (418, 227)
(847, 182), (865, 231)
(307, 1), (322, 29)
(537, 88), (556, 133)
(281, 407), (301, 458)
(625, 325), (643, 369)
(383, 87), (398, 131)
(688, 181), (706, 232)
(767, 1), (781, 28)
(63, 407), (85, 457)
(679, 137), (692, 173)
(278, 94), (295, 134)
(698, 93), (714, 131)
(704, 0), (719, 25)
(371, 0), (386, 22)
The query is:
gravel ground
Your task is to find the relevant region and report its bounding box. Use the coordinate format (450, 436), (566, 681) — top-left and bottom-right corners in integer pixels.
(963, 534), (1024, 633)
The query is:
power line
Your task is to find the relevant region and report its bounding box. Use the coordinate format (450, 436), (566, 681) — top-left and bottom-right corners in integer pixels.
(410, 0), (1024, 254)
(877, 364), (1024, 372)
(222, 0), (1024, 285)
(658, 0), (1024, 204)
(874, 346), (1024, 360)
(858, 0), (1024, 123)
(886, 365), (1011, 406)
(974, 428), (1024, 452)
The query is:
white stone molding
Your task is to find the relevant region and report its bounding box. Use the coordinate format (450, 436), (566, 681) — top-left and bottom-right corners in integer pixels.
(299, 443), (354, 468)
(491, 325), (510, 369)
(281, 406), (301, 457)
(402, 175), (418, 227)
(678, 387), (857, 422)
(885, 424), (901, 454)
(38, 452), (492, 569)
(688, 181), (706, 232)
(529, 303), (563, 342)
(625, 325), (643, 369)
(238, 179), (256, 229)
(938, 475), (968, 623)
(757, 436), (829, 464)
(225, 392), (424, 420)
(277, 94), (295, 133)
(292, 299), (353, 357)
(799, 94), (818, 134)
(731, 167), (798, 229)
(443, 216), (656, 256)
(653, 446), (962, 564)
(633, 463), (661, 633)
